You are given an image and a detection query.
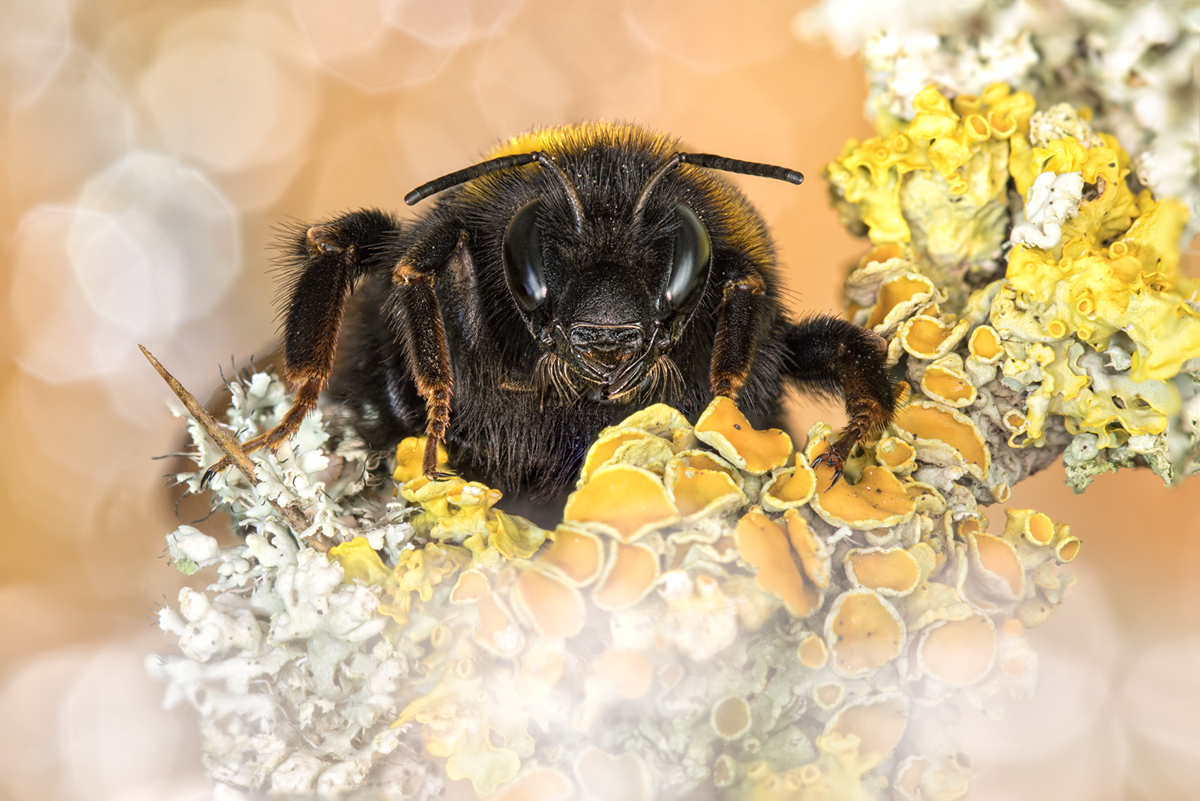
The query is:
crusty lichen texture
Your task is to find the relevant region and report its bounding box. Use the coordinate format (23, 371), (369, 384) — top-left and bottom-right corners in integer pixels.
(152, 82), (1198, 799)
(802, 0), (1200, 248)
(153, 86), (1197, 801)
(828, 84), (1200, 492)
(153, 365), (1058, 800)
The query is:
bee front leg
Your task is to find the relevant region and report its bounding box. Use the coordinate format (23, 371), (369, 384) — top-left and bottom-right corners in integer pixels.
(387, 225), (463, 480)
(202, 209), (398, 487)
(709, 273), (773, 399)
(782, 315), (897, 486)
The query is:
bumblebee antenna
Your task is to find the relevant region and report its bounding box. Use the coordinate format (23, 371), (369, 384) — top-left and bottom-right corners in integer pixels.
(405, 150), (585, 232)
(632, 152), (804, 219)
(404, 153), (540, 205)
(679, 153), (804, 186)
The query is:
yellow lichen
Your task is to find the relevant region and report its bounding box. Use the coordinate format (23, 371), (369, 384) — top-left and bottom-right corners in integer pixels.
(864, 273), (937, 332)
(664, 456), (747, 520)
(330, 536), (391, 586)
(735, 510), (822, 618)
(891, 400), (991, 480)
(562, 464), (679, 542)
(513, 568), (586, 639)
(449, 568), (489, 604)
(806, 431), (917, 529)
(760, 459), (818, 511)
(825, 693), (909, 769)
(537, 524), (605, 586)
(874, 436), (917, 474)
(844, 547), (922, 597)
(695, 396), (793, 474)
(825, 590), (907, 677)
(785, 510), (832, 591)
(378, 542), (470, 626)
(920, 355), (978, 408)
(1003, 198), (1198, 383)
(474, 592), (525, 657)
(829, 82), (1197, 479)
(577, 427), (676, 486)
(797, 632), (829, 669)
(898, 314), (971, 360)
(592, 541), (660, 611)
(393, 435), (449, 483)
(711, 695), (753, 740)
(967, 533), (1025, 601)
(918, 614), (998, 686)
(967, 324), (1003, 362)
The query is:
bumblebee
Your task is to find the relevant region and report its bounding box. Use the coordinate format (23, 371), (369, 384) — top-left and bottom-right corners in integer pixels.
(205, 122), (896, 510)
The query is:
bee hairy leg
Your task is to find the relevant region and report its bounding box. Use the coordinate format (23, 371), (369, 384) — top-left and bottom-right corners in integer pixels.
(710, 273), (771, 399)
(782, 315), (897, 487)
(389, 225), (463, 481)
(200, 209), (399, 489)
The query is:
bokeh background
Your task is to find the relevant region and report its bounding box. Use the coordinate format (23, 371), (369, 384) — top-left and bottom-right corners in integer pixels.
(1, 1), (1197, 799)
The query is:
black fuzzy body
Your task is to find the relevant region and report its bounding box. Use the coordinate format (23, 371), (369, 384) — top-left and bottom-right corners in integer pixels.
(331, 125), (792, 500)
(243, 122), (895, 517)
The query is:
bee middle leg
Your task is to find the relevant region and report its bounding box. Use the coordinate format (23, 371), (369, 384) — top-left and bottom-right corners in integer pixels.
(782, 315), (896, 485)
(385, 224), (464, 479)
(709, 273), (772, 399)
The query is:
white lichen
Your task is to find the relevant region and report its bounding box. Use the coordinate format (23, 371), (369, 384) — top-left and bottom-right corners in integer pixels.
(149, 376), (439, 799)
(800, 0), (1200, 245)
(1010, 171), (1085, 250)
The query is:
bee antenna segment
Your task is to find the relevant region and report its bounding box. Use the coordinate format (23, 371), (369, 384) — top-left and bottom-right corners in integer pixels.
(632, 152), (803, 220)
(404, 152), (541, 205)
(405, 151), (586, 232)
(679, 153), (804, 186)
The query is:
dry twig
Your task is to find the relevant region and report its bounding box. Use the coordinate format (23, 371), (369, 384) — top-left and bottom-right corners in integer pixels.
(140, 345), (331, 552)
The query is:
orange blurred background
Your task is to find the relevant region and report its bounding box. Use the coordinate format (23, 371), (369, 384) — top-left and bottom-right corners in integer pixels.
(1, 2), (1197, 799)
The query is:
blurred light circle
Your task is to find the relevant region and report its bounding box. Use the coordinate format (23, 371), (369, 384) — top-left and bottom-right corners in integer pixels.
(0, 647), (87, 800)
(65, 210), (159, 334)
(293, 0), (454, 90)
(2, 50), (134, 209)
(293, 0), (519, 91)
(625, 0), (795, 73)
(137, 9), (317, 176)
(0, 0), (74, 107)
(0, 640), (197, 801)
(60, 644), (190, 798)
(11, 153), (240, 384)
(1121, 637), (1200, 755)
(471, 30), (572, 134)
(13, 207), (138, 382)
(73, 152), (241, 324)
(383, 0), (473, 49)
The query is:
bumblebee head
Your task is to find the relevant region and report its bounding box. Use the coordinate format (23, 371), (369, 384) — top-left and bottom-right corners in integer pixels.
(406, 144), (802, 401)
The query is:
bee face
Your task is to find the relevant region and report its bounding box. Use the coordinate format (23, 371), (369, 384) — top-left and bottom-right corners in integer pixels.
(501, 170), (713, 401)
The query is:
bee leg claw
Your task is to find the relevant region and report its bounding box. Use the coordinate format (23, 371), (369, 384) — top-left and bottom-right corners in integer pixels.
(826, 469), (843, 491)
(811, 447), (848, 490)
(200, 459), (230, 489)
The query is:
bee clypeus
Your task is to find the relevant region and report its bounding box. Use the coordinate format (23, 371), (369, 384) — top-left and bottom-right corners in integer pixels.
(204, 122), (897, 513)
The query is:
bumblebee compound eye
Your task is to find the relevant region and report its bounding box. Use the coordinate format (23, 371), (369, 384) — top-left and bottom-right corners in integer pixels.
(665, 203), (711, 311)
(503, 199), (549, 312)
